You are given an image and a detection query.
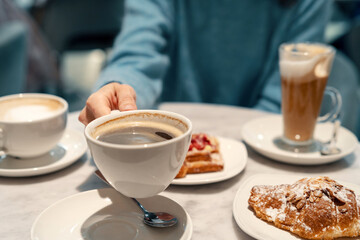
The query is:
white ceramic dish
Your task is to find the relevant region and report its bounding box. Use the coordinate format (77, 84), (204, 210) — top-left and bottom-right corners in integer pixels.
(241, 115), (358, 165)
(172, 137), (247, 185)
(0, 128), (86, 177)
(233, 174), (360, 240)
(31, 188), (192, 240)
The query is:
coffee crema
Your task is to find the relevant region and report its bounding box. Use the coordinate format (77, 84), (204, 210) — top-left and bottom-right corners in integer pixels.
(0, 97), (64, 122)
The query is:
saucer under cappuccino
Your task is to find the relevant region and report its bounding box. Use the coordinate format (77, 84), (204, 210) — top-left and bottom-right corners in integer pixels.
(0, 97), (64, 122)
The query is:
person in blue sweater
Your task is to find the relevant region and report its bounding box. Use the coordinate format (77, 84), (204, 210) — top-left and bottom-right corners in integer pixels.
(79, 0), (331, 125)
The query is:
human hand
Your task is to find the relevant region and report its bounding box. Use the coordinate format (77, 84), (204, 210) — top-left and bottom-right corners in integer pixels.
(78, 82), (137, 125)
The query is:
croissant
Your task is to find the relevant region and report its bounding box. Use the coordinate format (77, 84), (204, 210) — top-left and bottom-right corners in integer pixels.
(248, 176), (360, 240)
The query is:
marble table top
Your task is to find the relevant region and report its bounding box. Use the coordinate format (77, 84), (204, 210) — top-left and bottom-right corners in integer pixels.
(1, 103), (359, 240)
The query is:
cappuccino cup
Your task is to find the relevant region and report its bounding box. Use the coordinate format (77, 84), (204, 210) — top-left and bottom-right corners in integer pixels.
(279, 42), (341, 147)
(85, 110), (192, 198)
(0, 93), (68, 158)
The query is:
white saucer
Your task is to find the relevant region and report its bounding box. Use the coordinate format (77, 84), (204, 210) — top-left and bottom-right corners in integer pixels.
(233, 174), (360, 240)
(0, 128), (87, 177)
(241, 115), (358, 165)
(31, 188), (192, 240)
(171, 136), (247, 185)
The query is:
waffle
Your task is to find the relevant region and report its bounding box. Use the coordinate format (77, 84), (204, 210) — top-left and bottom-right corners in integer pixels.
(175, 133), (223, 178)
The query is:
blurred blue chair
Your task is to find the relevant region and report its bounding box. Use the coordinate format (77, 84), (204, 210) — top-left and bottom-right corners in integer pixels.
(327, 50), (360, 139)
(0, 21), (27, 96)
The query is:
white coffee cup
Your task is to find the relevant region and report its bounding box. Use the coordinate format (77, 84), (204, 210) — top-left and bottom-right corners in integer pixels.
(0, 93), (68, 158)
(85, 110), (192, 198)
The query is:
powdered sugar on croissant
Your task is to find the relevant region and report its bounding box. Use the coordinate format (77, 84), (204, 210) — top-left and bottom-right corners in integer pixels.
(248, 176), (360, 240)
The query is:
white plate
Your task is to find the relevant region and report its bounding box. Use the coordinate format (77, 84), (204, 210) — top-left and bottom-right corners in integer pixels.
(0, 128), (87, 177)
(171, 137), (247, 185)
(233, 174), (360, 240)
(241, 115), (358, 165)
(31, 188), (192, 240)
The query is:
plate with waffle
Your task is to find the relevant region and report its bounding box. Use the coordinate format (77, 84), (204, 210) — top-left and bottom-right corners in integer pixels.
(172, 133), (247, 185)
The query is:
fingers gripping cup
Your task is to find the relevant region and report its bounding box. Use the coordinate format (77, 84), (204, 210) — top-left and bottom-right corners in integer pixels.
(85, 110), (192, 198)
(0, 93), (68, 158)
(279, 43), (341, 147)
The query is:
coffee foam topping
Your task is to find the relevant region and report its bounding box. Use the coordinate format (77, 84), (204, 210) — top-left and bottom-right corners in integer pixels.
(0, 98), (63, 122)
(280, 44), (333, 79)
(282, 43), (331, 57)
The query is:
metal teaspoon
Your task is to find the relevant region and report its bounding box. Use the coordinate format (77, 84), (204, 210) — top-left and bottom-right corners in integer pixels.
(94, 170), (178, 228)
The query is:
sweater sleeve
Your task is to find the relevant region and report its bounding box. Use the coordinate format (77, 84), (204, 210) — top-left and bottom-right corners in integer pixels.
(254, 0), (331, 113)
(94, 0), (173, 109)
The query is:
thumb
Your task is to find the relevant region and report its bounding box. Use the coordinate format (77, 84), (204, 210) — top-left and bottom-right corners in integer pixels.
(116, 84), (137, 111)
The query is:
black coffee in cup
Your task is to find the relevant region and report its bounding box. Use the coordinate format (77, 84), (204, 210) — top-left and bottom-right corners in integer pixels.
(97, 125), (176, 145)
(92, 112), (186, 146)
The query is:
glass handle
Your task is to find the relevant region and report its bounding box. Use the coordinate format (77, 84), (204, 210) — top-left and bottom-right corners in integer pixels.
(318, 86), (342, 124)
(0, 128), (5, 156)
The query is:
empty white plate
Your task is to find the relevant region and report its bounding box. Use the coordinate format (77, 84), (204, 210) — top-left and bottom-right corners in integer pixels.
(31, 188), (192, 240)
(0, 128), (87, 177)
(241, 115), (358, 165)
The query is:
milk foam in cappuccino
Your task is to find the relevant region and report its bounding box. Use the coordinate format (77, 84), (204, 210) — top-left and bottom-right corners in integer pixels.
(0, 97), (63, 122)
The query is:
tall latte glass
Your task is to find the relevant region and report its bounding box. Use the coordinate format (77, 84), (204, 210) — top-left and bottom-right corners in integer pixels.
(279, 43), (341, 146)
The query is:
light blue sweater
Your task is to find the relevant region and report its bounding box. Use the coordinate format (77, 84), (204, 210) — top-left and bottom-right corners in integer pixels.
(96, 0), (330, 113)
